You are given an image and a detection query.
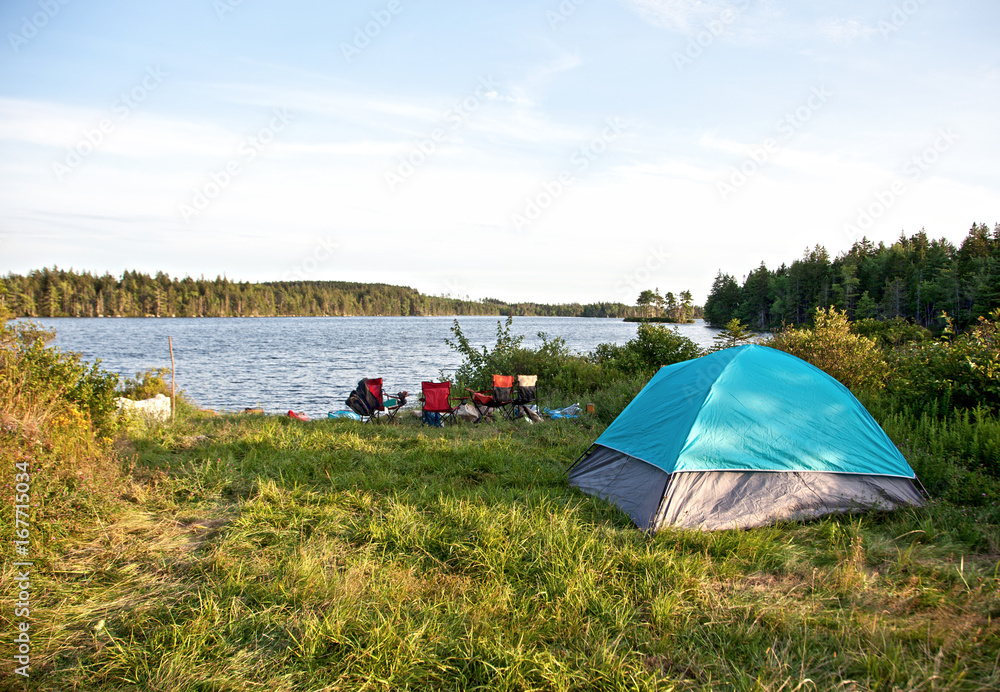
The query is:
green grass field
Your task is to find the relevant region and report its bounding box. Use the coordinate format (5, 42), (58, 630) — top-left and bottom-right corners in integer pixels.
(12, 410), (1000, 691)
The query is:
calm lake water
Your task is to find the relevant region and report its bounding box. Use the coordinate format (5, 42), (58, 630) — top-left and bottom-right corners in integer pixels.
(27, 316), (722, 417)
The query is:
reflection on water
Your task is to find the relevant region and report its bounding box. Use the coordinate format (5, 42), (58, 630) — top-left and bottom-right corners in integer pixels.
(28, 316), (722, 417)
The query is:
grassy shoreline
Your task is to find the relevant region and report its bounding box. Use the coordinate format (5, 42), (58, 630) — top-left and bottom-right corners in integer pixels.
(4, 310), (1000, 690)
(5, 409), (998, 690)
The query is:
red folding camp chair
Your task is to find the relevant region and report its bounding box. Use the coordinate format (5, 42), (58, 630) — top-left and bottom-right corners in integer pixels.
(465, 375), (515, 422)
(359, 378), (385, 423)
(420, 381), (459, 426)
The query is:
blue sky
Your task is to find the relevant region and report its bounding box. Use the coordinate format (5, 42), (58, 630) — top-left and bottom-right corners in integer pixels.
(1, 0), (997, 304)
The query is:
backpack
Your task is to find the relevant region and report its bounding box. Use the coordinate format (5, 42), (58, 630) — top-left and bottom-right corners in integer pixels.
(345, 378), (381, 417)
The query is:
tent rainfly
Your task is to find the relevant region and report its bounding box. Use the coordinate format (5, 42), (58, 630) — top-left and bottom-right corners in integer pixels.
(568, 344), (923, 531)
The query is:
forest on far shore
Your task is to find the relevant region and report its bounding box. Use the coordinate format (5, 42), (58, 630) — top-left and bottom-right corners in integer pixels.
(703, 222), (1000, 330)
(0, 270), (643, 319)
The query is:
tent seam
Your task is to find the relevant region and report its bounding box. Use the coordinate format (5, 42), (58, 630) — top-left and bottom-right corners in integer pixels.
(670, 348), (745, 470)
(668, 469), (917, 479)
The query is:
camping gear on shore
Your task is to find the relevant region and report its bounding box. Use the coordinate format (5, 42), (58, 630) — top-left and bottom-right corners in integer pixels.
(346, 378), (382, 422)
(512, 375), (539, 419)
(545, 404), (580, 419)
(568, 345), (924, 532)
(421, 381), (460, 427)
(466, 375), (516, 422)
(345, 378), (407, 423)
(328, 410), (362, 420)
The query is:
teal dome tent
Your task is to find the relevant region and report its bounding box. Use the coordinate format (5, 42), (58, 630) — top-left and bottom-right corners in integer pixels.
(568, 345), (923, 531)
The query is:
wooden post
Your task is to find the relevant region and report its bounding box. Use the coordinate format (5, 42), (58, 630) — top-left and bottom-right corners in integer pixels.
(168, 336), (176, 421)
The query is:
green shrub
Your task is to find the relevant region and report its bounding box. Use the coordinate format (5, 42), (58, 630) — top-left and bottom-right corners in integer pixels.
(887, 310), (1000, 414)
(851, 317), (933, 347)
(0, 306), (125, 538)
(2, 318), (121, 438)
(584, 374), (649, 425)
(445, 317), (524, 390)
(508, 335), (606, 395)
(446, 318), (608, 398)
(118, 367), (172, 401)
(591, 323), (702, 377)
(766, 307), (888, 392)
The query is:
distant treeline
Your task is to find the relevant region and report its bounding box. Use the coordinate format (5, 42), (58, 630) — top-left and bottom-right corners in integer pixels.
(0, 269), (642, 319)
(703, 223), (1000, 330)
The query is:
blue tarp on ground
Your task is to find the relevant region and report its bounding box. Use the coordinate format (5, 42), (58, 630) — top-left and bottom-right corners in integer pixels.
(593, 344), (916, 479)
(328, 410), (362, 420)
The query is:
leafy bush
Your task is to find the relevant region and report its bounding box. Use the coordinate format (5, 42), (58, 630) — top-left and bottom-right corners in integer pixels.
(507, 334), (606, 396)
(851, 317), (932, 347)
(591, 323), (702, 377)
(887, 310), (1000, 414)
(445, 317), (525, 391)
(584, 374), (649, 425)
(1, 315), (121, 438)
(118, 367), (172, 401)
(0, 306), (125, 540)
(766, 307), (888, 392)
(445, 318), (607, 398)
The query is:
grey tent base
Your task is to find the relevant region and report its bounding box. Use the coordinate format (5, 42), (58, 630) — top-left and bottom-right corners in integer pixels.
(569, 445), (924, 531)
